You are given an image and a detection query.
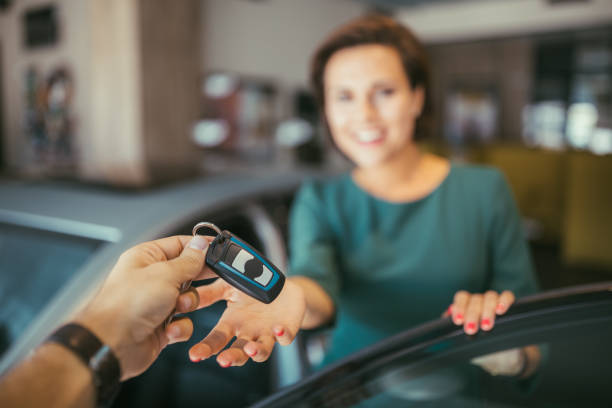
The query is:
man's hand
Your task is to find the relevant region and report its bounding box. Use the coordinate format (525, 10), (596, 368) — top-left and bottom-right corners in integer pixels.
(75, 235), (215, 380)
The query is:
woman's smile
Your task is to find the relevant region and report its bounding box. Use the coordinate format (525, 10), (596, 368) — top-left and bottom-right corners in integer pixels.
(353, 128), (386, 145)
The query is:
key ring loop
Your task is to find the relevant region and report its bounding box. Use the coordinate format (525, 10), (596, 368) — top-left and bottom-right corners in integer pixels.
(192, 221), (221, 237)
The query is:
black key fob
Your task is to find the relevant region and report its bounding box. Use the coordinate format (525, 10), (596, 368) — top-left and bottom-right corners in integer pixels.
(205, 230), (285, 304)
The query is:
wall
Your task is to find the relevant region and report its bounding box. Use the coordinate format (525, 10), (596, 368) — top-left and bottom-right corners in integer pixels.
(200, 0), (370, 88)
(0, 0), (201, 185)
(0, 0), (93, 175)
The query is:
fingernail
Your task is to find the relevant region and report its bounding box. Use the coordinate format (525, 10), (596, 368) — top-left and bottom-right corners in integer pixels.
(481, 318), (491, 328)
(188, 235), (209, 252)
(219, 360), (230, 368)
(447, 305), (453, 314)
(275, 329), (284, 337)
(180, 295), (192, 310)
(190, 355), (200, 363)
(466, 322), (476, 333)
(167, 324), (181, 339)
(496, 303), (505, 313)
(454, 313), (463, 324)
(247, 349), (257, 357)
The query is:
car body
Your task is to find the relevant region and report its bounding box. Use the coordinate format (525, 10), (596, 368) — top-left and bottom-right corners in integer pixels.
(1, 172), (610, 407)
(252, 282), (612, 407)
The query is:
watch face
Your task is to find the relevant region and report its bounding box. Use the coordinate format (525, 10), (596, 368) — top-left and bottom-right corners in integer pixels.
(226, 244), (273, 286)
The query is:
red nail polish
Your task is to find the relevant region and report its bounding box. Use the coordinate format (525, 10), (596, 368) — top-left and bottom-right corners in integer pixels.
(247, 349), (257, 357)
(496, 303), (505, 313)
(220, 361), (230, 368)
(275, 329), (284, 337)
(455, 313), (463, 321)
(481, 318), (491, 328)
(466, 322), (476, 331)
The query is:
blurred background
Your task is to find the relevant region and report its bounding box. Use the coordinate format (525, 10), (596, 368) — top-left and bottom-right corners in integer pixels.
(2, 0), (610, 280)
(0, 0), (611, 405)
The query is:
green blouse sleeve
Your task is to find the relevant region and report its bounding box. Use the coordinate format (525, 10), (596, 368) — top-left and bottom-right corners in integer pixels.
(288, 182), (341, 306)
(487, 171), (539, 297)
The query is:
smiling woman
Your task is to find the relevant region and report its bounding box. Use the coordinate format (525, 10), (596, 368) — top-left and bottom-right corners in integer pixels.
(186, 15), (541, 390)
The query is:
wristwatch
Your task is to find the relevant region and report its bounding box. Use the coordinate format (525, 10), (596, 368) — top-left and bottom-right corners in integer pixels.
(46, 323), (121, 407)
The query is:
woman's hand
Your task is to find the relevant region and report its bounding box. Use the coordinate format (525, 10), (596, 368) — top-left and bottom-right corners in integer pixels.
(445, 290), (515, 335)
(189, 278), (306, 367)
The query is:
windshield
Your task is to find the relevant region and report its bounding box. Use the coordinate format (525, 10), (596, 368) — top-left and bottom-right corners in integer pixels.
(252, 285), (612, 408)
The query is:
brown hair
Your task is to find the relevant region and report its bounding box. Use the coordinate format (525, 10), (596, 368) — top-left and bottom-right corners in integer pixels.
(310, 14), (431, 140)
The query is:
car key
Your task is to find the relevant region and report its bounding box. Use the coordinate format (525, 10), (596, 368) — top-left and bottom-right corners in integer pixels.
(165, 222), (286, 327)
(195, 221), (285, 304)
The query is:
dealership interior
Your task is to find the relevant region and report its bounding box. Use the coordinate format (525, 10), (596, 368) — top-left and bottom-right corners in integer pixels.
(1, 1), (611, 407)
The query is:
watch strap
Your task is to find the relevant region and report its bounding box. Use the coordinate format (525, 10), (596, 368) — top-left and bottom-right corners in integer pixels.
(46, 323), (121, 407)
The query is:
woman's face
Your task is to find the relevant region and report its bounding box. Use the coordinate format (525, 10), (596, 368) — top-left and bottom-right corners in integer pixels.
(323, 44), (424, 168)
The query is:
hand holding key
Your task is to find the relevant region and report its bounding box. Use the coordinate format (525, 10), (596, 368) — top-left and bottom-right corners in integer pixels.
(75, 235), (215, 380)
(189, 277), (306, 366)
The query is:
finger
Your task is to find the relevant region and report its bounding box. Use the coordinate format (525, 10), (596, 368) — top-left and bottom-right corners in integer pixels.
(464, 294), (484, 335)
(481, 291), (498, 331)
(452, 291), (469, 325)
(496, 291), (515, 315)
(189, 322), (233, 362)
(119, 235), (195, 269)
(166, 316), (194, 344)
(273, 325), (296, 346)
(194, 265), (216, 281)
(442, 304), (453, 318)
(195, 279), (231, 309)
(244, 335), (275, 363)
(217, 338), (250, 367)
(176, 287), (200, 313)
(164, 235), (210, 286)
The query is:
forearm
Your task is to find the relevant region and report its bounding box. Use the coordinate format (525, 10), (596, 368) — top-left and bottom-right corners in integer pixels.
(0, 342), (95, 408)
(290, 276), (335, 329)
(520, 345), (541, 379)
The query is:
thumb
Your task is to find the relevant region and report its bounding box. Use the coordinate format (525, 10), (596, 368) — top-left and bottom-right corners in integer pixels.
(165, 235), (209, 286)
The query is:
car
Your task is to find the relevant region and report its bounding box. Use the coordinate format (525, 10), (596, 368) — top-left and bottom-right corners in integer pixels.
(0, 171), (309, 407)
(252, 281), (612, 407)
(1, 173), (611, 408)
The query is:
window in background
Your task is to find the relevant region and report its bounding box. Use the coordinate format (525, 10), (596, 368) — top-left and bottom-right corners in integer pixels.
(444, 84), (499, 147)
(525, 28), (612, 155)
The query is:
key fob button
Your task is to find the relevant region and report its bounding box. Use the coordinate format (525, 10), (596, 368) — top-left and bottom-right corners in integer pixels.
(244, 258), (272, 286)
(226, 244), (273, 287)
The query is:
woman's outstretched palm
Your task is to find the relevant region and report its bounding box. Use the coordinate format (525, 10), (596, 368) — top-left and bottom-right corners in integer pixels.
(188, 278), (305, 366)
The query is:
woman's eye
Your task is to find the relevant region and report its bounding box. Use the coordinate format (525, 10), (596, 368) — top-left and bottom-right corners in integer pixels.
(336, 92), (352, 102)
(376, 88), (395, 98)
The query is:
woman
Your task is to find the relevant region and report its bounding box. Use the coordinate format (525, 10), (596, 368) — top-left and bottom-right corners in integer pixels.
(188, 15), (540, 377)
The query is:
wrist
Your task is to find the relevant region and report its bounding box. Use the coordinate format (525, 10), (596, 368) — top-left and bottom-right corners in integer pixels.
(45, 323), (121, 406)
(75, 306), (124, 355)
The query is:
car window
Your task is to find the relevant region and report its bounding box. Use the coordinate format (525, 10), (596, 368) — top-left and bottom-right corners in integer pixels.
(0, 223), (104, 358)
(252, 286), (612, 408)
(340, 312), (612, 407)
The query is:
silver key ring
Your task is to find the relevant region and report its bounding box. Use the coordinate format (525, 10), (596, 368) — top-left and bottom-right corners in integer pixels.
(192, 222), (221, 237)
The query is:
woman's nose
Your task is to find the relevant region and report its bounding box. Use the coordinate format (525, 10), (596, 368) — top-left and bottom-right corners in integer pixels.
(355, 97), (378, 122)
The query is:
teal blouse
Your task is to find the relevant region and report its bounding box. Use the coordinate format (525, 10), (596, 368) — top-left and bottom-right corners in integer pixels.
(288, 164), (538, 364)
